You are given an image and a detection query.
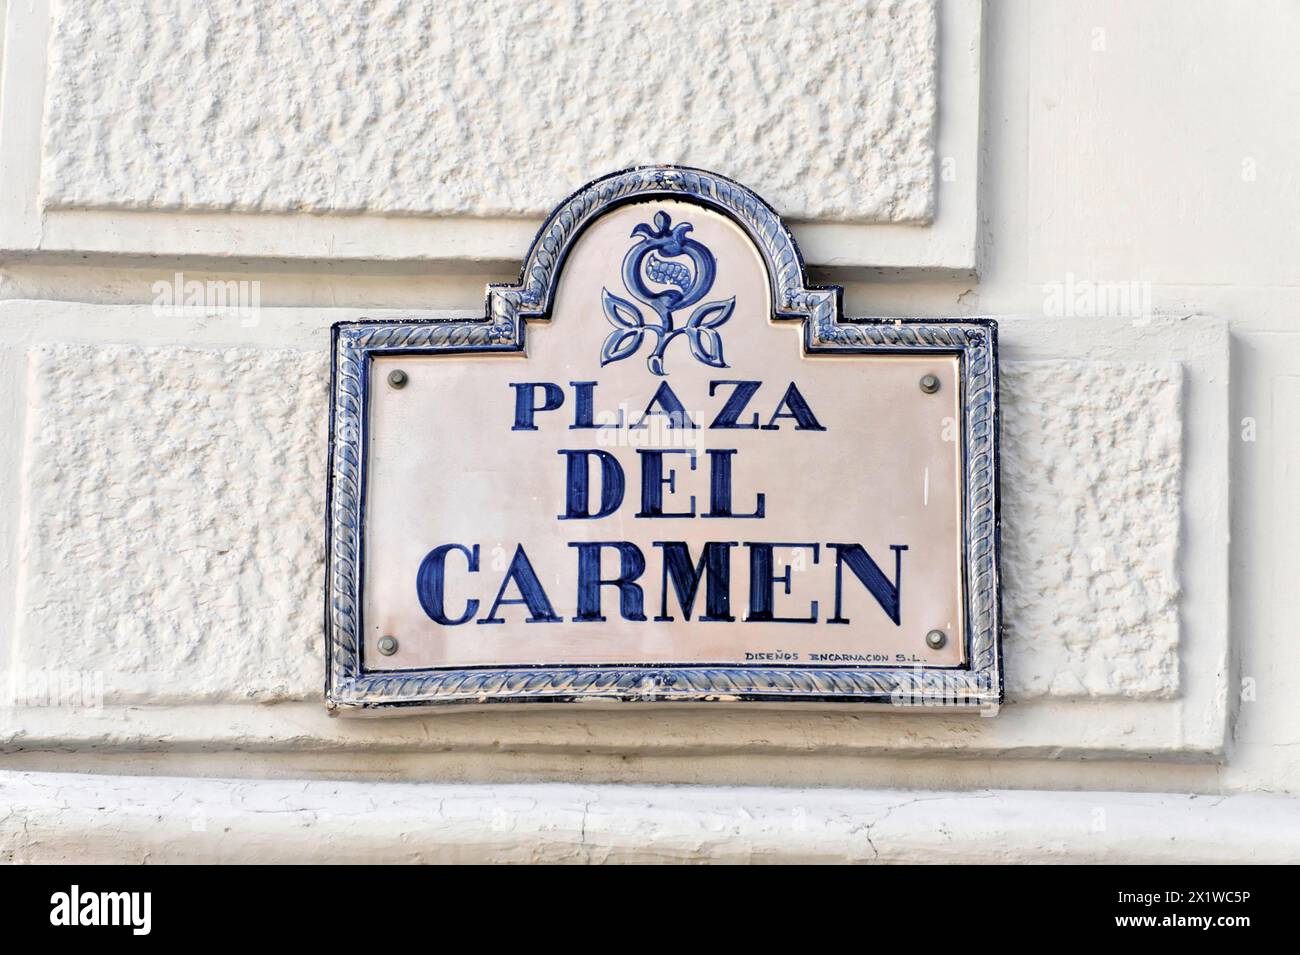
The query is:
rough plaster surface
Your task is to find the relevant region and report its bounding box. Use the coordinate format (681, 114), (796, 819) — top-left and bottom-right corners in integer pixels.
(13, 343), (327, 703)
(3, 773), (1296, 863)
(10, 343), (1181, 706)
(40, 0), (937, 223)
(1001, 361), (1183, 699)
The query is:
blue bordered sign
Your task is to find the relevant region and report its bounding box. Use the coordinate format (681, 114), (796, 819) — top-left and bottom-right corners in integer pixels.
(326, 166), (1001, 712)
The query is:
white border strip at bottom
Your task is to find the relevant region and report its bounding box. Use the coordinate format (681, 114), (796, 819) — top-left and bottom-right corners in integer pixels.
(2, 772), (1295, 863)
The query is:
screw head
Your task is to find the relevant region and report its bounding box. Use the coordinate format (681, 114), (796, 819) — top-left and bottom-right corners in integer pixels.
(919, 374), (941, 394)
(925, 629), (947, 650)
(377, 635), (399, 656)
(387, 369), (408, 389)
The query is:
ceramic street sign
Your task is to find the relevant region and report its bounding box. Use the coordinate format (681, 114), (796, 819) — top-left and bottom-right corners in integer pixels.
(326, 166), (1002, 712)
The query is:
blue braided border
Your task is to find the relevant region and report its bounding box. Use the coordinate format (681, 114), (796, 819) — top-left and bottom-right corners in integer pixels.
(325, 165), (1001, 712)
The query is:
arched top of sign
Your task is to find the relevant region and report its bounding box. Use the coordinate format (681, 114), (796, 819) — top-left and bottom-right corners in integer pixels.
(486, 165), (840, 339)
(334, 164), (992, 357)
(326, 165), (1001, 713)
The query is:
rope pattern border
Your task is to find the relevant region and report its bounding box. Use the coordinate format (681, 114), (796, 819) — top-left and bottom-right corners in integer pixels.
(325, 166), (1001, 711)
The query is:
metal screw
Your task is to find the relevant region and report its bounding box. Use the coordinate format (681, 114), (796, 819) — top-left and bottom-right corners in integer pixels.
(377, 635), (399, 656)
(387, 369), (408, 389)
(919, 374), (941, 394)
(925, 629), (947, 650)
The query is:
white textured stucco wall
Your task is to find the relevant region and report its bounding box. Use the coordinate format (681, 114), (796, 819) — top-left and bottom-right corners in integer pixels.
(1001, 361), (1183, 698)
(14, 343), (327, 703)
(41, 0), (938, 223)
(1, 0), (1298, 862)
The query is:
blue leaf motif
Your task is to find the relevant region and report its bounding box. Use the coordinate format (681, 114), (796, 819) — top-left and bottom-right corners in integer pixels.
(686, 327), (728, 368)
(602, 288), (644, 329)
(647, 353), (666, 376)
(686, 296), (735, 330)
(601, 328), (644, 366)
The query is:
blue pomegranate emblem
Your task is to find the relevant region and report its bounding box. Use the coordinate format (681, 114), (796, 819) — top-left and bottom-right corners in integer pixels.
(600, 210), (735, 376)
